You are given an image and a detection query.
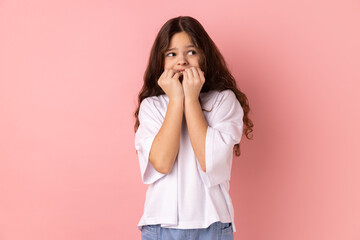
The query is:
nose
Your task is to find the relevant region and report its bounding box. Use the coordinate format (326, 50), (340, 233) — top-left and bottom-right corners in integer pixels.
(177, 54), (188, 66)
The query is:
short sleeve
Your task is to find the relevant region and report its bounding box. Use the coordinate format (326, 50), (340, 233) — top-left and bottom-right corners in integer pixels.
(197, 90), (244, 188)
(135, 98), (166, 184)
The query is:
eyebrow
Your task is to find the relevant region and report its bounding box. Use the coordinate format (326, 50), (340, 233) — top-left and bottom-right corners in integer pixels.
(165, 45), (196, 52)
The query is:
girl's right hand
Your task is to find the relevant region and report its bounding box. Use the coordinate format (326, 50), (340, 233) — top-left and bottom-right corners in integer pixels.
(157, 69), (184, 101)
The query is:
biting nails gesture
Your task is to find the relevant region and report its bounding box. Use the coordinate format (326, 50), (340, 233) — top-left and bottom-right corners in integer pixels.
(157, 69), (184, 101)
(182, 67), (205, 102)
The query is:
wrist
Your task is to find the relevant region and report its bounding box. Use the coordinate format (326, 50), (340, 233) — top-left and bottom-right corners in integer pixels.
(169, 96), (184, 105)
(184, 97), (199, 105)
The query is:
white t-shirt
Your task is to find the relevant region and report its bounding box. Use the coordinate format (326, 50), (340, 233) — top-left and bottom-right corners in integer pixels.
(135, 89), (244, 232)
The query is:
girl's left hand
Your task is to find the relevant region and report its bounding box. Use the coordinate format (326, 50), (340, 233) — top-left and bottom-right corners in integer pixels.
(182, 66), (205, 102)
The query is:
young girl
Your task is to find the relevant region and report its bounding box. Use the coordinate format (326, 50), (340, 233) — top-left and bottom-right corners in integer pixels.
(134, 16), (253, 240)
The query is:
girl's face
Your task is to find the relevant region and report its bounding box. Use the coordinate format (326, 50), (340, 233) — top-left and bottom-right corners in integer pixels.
(164, 32), (201, 76)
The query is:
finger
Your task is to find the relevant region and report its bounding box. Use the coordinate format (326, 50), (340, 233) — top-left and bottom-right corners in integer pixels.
(191, 67), (200, 79)
(197, 68), (205, 83)
(185, 68), (193, 80)
(167, 69), (174, 78)
(172, 72), (180, 80)
(160, 69), (168, 79)
(183, 70), (189, 82)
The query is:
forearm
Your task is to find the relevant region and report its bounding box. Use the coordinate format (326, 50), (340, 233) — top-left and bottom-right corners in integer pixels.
(149, 98), (183, 174)
(184, 98), (208, 172)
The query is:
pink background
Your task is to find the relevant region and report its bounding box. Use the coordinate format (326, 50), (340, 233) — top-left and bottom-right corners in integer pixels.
(1, 0), (359, 239)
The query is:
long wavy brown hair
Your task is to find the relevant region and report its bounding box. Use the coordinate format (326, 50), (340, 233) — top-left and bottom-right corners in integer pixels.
(134, 16), (253, 156)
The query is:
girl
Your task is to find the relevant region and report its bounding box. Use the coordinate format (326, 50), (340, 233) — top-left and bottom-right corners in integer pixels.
(134, 16), (253, 240)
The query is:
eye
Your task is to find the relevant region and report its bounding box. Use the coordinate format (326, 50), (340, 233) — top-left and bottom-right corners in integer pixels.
(166, 52), (175, 57)
(188, 50), (196, 55)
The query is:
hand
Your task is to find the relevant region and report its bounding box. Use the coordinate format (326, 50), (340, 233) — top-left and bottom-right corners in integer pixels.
(157, 69), (184, 101)
(182, 67), (205, 102)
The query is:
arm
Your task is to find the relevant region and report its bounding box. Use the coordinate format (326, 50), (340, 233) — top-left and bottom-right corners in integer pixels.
(149, 69), (184, 174)
(182, 67), (207, 172)
(184, 98), (208, 172)
(198, 90), (244, 187)
(149, 98), (184, 174)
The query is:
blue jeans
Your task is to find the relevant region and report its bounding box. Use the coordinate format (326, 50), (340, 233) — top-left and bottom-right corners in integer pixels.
(141, 221), (233, 240)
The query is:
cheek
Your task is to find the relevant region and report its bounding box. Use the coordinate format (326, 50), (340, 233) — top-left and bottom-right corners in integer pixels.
(163, 60), (171, 69)
(164, 58), (175, 67)
(191, 57), (200, 67)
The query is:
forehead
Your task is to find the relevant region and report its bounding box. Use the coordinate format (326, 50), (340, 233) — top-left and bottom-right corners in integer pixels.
(168, 32), (194, 46)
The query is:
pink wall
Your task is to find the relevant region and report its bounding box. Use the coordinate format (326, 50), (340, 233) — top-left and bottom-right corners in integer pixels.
(0, 0), (359, 239)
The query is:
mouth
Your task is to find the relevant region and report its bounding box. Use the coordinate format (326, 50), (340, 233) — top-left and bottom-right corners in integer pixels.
(177, 69), (185, 82)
